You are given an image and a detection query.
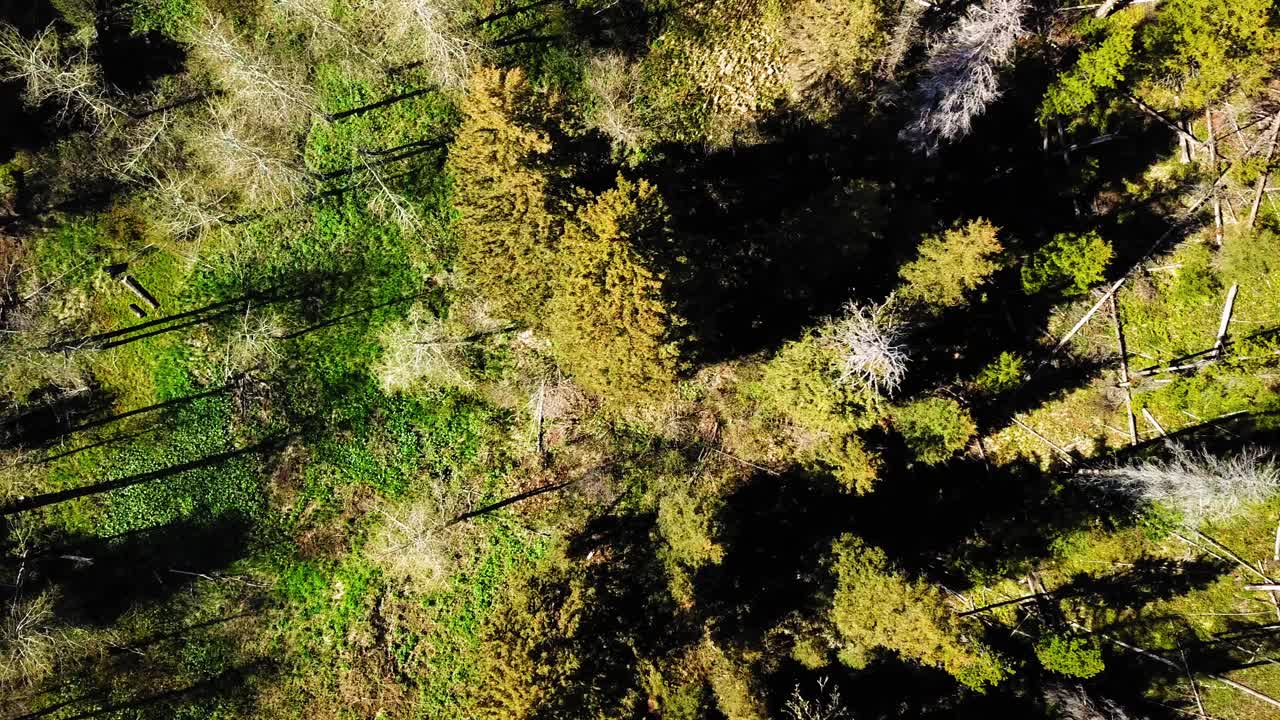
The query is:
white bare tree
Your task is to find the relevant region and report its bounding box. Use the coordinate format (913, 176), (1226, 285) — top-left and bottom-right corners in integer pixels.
(282, 0), (484, 90)
(584, 52), (648, 151)
(0, 24), (125, 127)
(371, 0), (485, 91)
(374, 305), (474, 392)
(196, 100), (307, 207)
(822, 299), (909, 395)
(1081, 444), (1280, 524)
(191, 17), (320, 122)
(900, 0), (1027, 154)
(784, 677), (852, 720)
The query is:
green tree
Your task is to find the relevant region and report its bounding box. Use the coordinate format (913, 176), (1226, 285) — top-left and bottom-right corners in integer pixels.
(829, 535), (1011, 690)
(973, 351), (1026, 395)
(548, 176), (688, 406)
(472, 562), (584, 719)
(1040, 13), (1139, 122)
(449, 67), (559, 322)
(1021, 231), (1112, 296)
(757, 330), (882, 436)
(1141, 0), (1279, 107)
(891, 397), (975, 465)
(899, 219), (1004, 310)
(807, 433), (882, 494)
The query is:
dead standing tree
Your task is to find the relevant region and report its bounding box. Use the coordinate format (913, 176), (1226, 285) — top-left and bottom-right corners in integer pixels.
(901, 0), (1028, 153)
(0, 24), (127, 128)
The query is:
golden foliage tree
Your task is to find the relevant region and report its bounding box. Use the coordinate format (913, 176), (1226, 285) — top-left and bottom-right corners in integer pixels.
(449, 67), (558, 321)
(899, 219), (1004, 310)
(548, 176), (688, 407)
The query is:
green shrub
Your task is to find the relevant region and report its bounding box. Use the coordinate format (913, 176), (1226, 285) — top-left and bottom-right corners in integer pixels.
(808, 433), (882, 494)
(1141, 0), (1279, 107)
(1040, 13), (1138, 122)
(127, 0), (201, 40)
(657, 489), (724, 568)
(1034, 633), (1105, 678)
(973, 352), (1026, 395)
(891, 397), (976, 465)
(1021, 231), (1112, 296)
(757, 331), (882, 435)
(899, 219), (1004, 310)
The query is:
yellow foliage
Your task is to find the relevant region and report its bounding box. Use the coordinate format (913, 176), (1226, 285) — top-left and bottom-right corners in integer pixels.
(449, 67), (559, 321)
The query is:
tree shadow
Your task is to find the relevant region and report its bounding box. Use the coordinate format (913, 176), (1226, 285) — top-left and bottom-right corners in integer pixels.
(1062, 556), (1231, 615)
(534, 512), (702, 717)
(693, 468), (854, 643)
(0, 382), (118, 451)
(17, 513), (257, 626)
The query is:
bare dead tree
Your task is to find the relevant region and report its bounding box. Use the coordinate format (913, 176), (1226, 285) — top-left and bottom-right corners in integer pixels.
(355, 0), (486, 91)
(784, 677), (851, 720)
(823, 298), (909, 395)
(900, 0), (1027, 153)
(191, 17), (321, 121)
(196, 100), (307, 207)
(1081, 444), (1280, 524)
(584, 52), (647, 151)
(0, 24), (125, 127)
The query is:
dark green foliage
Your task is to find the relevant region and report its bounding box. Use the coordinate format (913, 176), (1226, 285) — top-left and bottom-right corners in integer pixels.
(1142, 0), (1279, 105)
(973, 351), (1026, 396)
(1040, 14), (1138, 122)
(891, 397), (975, 465)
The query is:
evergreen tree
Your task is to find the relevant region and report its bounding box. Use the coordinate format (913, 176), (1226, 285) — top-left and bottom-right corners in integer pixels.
(829, 535), (1010, 690)
(899, 219), (1004, 310)
(548, 177), (688, 406)
(449, 67), (559, 321)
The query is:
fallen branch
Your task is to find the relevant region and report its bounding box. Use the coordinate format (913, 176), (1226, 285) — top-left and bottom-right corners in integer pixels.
(1214, 284), (1240, 356)
(1249, 112), (1280, 230)
(1110, 293), (1138, 445)
(1068, 619), (1280, 710)
(1012, 417), (1074, 463)
(1046, 278), (1127, 359)
(1141, 407), (1167, 437)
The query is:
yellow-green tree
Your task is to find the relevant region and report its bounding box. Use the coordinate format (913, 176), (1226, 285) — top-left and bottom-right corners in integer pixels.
(899, 219), (1004, 310)
(548, 177), (688, 406)
(448, 67), (558, 321)
(829, 535), (1010, 690)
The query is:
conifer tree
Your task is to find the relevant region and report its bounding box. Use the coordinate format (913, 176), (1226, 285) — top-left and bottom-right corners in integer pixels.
(548, 177), (687, 407)
(449, 67), (558, 321)
(899, 219), (1004, 310)
(829, 535), (1010, 690)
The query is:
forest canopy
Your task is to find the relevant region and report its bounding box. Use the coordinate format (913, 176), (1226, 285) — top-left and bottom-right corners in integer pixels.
(4, 0), (1280, 719)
